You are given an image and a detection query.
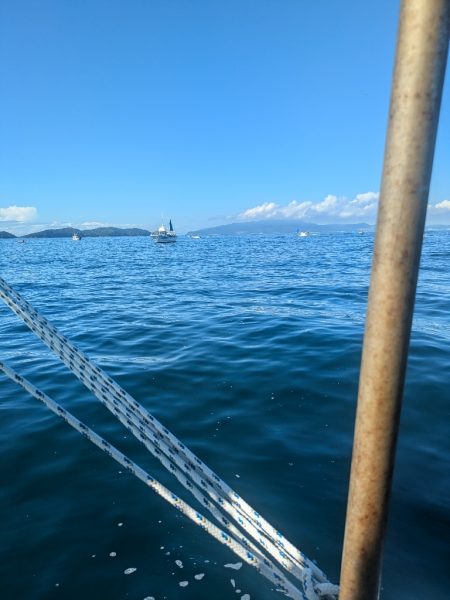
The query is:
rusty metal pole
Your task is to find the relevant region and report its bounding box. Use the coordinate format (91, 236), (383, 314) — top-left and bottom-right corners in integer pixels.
(339, 1), (450, 599)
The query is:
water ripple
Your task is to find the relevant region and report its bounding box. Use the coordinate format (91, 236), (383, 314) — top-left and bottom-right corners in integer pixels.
(1, 232), (449, 599)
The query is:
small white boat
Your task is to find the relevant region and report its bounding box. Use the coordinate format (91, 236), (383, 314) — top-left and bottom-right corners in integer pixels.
(72, 232), (81, 241)
(152, 219), (177, 243)
(298, 231), (310, 237)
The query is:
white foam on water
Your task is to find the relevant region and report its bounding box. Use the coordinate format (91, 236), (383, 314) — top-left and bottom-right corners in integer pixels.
(225, 562), (242, 570)
(241, 595), (250, 600)
(124, 568), (137, 575)
(230, 579), (236, 587)
(194, 573), (205, 580)
(175, 560), (183, 568)
(179, 581), (189, 587)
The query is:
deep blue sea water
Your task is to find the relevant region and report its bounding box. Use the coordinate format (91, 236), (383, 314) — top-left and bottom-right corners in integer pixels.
(0, 232), (449, 600)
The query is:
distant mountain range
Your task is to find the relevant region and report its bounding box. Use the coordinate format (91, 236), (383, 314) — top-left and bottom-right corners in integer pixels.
(0, 227), (151, 239)
(187, 220), (372, 236)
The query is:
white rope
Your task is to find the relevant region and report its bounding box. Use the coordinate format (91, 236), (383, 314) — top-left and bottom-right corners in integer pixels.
(2, 283), (305, 582)
(0, 277), (339, 600)
(0, 277), (314, 581)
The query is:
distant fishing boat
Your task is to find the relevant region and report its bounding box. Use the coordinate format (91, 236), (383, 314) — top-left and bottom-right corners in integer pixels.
(152, 219), (177, 243)
(297, 231), (310, 237)
(72, 232), (81, 241)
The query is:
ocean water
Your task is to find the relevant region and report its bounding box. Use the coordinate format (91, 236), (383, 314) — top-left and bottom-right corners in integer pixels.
(0, 232), (449, 600)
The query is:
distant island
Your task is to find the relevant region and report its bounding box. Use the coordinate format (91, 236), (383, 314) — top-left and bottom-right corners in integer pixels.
(22, 227), (151, 238)
(187, 220), (372, 236)
(0, 227), (152, 239)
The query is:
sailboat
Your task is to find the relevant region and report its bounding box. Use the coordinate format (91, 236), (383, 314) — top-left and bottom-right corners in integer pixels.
(152, 219), (177, 243)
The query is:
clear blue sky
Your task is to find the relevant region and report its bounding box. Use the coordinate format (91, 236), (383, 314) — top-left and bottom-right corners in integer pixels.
(1, 0), (449, 233)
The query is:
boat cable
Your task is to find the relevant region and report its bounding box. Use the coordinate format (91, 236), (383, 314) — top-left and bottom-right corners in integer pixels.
(0, 276), (317, 584)
(0, 276), (338, 600)
(0, 278), (311, 585)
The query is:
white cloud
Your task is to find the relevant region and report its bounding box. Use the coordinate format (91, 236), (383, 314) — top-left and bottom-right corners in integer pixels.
(277, 200), (314, 219)
(434, 199), (450, 211)
(352, 192), (379, 205)
(0, 205), (37, 222)
(237, 192), (380, 223)
(239, 202), (279, 219)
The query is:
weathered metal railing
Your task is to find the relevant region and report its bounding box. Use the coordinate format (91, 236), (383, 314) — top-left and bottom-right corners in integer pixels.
(340, 1), (450, 599)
